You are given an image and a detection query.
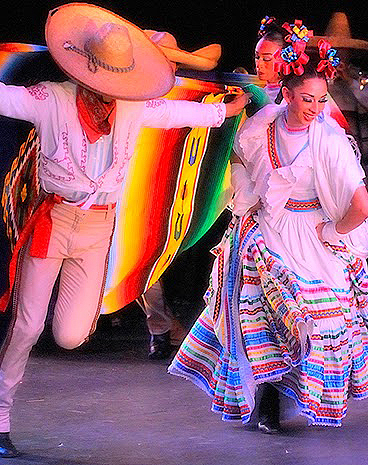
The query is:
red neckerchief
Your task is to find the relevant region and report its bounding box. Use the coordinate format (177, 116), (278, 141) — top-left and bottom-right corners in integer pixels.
(76, 86), (116, 144)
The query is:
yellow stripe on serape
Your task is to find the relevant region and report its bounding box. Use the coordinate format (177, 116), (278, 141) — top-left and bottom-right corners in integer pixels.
(146, 92), (226, 288)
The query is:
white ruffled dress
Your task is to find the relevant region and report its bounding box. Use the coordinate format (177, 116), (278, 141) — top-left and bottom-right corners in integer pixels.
(169, 105), (368, 427)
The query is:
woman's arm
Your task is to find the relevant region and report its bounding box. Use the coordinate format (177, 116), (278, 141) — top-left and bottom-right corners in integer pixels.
(317, 185), (368, 242)
(336, 185), (368, 233)
(230, 151), (260, 216)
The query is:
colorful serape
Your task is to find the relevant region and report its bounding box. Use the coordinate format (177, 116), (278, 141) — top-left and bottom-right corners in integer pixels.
(0, 43), (269, 313)
(0, 43), (48, 81)
(2, 128), (40, 247)
(102, 77), (266, 313)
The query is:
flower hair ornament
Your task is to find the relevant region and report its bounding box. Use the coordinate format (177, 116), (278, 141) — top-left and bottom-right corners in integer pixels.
(258, 16), (277, 38)
(282, 19), (313, 46)
(317, 39), (340, 78)
(274, 19), (313, 76)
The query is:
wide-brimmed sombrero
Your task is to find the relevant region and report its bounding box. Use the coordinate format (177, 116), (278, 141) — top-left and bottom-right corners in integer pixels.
(309, 12), (368, 50)
(144, 30), (222, 71)
(45, 3), (176, 100)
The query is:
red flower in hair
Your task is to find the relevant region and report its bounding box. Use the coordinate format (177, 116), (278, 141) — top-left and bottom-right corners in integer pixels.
(282, 19), (313, 50)
(274, 45), (310, 76)
(317, 39), (340, 79)
(273, 19), (312, 76)
(258, 16), (277, 37)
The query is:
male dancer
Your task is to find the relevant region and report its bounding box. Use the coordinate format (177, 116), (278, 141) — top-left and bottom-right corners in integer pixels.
(0, 3), (246, 457)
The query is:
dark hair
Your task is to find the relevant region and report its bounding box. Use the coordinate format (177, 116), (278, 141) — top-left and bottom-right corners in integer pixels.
(273, 56), (327, 104)
(257, 18), (288, 48)
(261, 29), (287, 48)
(281, 58), (327, 91)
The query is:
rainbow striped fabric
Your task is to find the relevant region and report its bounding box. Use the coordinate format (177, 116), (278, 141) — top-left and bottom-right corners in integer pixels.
(0, 43), (269, 312)
(102, 77), (269, 313)
(0, 43), (47, 79)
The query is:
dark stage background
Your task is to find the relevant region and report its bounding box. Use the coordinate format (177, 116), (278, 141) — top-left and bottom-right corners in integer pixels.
(0, 0), (367, 347)
(0, 0), (367, 73)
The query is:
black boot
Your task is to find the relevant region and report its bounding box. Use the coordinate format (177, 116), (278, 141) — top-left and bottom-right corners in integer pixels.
(257, 383), (281, 434)
(148, 331), (172, 360)
(0, 432), (20, 458)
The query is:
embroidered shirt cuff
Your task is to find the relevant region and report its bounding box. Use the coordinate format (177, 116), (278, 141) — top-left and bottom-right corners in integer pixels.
(212, 103), (226, 127)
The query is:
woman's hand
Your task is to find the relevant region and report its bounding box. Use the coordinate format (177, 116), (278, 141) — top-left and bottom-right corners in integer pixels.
(247, 200), (262, 213)
(316, 222), (326, 242)
(316, 221), (347, 245)
(316, 186), (368, 244)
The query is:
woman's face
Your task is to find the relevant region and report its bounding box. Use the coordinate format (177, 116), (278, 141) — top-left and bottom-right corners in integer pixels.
(282, 78), (328, 128)
(254, 38), (281, 84)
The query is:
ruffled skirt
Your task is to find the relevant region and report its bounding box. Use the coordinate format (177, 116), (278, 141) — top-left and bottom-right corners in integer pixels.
(169, 214), (368, 426)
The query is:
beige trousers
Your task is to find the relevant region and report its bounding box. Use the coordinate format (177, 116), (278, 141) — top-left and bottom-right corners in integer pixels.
(0, 202), (115, 431)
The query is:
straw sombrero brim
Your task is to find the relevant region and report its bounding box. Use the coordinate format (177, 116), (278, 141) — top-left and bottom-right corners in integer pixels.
(46, 3), (175, 100)
(309, 35), (368, 50)
(160, 44), (222, 71)
(143, 30), (221, 71)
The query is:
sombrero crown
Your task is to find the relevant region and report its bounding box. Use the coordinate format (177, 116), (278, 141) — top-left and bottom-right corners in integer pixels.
(308, 12), (368, 50)
(46, 3), (175, 100)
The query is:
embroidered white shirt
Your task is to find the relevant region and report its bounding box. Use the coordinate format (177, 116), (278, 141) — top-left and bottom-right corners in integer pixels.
(0, 80), (226, 208)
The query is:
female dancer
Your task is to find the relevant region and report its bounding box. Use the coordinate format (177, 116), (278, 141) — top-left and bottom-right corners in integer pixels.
(231, 17), (288, 218)
(254, 16), (286, 102)
(169, 21), (368, 432)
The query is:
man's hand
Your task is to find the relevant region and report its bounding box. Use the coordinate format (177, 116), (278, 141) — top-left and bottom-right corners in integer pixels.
(225, 92), (251, 117)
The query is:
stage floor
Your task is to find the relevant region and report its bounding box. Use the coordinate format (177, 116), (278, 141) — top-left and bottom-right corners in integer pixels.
(3, 321), (368, 465)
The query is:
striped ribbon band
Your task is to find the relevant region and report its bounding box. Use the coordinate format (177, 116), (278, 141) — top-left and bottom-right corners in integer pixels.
(285, 197), (322, 212)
